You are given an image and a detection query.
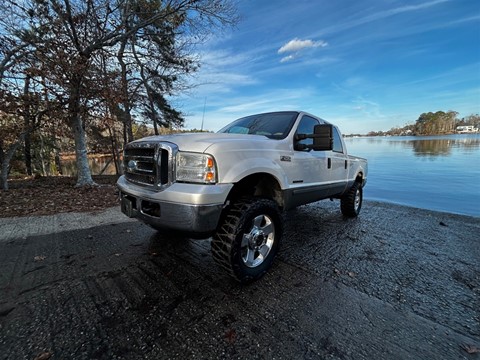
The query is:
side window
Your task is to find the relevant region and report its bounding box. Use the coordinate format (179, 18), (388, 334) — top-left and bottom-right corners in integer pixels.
(332, 127), (344, 153)
(296, 116), (319, 147)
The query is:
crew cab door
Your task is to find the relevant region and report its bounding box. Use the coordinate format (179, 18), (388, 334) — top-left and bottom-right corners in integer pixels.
(327, 126), (350, 195)
(285, 116), (350, 208)
(285, 115), (331, 207)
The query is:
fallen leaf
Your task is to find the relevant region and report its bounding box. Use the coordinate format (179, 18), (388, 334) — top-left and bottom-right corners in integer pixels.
(460, 344), (480, 354)
(225, 329), (236, 344)
(348, 271), (356, 278)
(34, 351), (53, 360)
(34, 255), (46, 262)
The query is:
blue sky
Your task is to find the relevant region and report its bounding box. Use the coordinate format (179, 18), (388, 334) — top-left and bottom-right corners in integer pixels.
(178, 0), (480, 134)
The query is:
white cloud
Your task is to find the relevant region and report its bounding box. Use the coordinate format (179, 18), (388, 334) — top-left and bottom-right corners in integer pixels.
(278, 38), (328, 54)
(277, 38), (328, 63)
(280, 54), (296, 63)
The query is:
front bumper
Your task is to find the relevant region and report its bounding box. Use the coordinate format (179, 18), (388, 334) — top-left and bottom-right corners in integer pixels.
(117, 176), (232, 235)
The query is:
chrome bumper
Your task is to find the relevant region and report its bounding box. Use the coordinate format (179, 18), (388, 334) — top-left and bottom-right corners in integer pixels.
(117, 176), (231, 236)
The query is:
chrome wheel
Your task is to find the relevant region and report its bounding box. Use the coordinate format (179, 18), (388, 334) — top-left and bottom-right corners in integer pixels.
(241, 214), (275, 268)
(211, 197), (282, 283)
(354, 188), (361, 212)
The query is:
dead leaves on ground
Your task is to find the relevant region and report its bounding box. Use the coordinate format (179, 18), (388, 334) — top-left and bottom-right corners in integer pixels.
(0, 176), (118, 217)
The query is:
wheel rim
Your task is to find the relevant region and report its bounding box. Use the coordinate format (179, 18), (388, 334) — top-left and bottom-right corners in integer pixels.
(354, 189), (361, 211)
(241, 214), (275, 268)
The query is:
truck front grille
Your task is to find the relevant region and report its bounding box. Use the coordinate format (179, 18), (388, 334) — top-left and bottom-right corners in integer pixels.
(123, 142), (177, 188)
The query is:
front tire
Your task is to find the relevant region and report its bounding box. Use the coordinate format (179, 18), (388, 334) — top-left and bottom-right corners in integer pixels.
(211, 198), (282, 283)
(341, 182), (363, 217)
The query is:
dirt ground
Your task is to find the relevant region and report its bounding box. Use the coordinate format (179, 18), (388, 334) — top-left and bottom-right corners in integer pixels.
(0, 196), (479, 359)
(0, 176), (119, 217)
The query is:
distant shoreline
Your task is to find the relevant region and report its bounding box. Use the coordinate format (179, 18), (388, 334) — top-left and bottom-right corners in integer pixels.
(344, 133), (480, 138)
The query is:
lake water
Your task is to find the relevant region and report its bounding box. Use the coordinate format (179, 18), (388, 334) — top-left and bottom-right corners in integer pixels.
(61, 156), (118, 177)
(345, 134), (480, 217)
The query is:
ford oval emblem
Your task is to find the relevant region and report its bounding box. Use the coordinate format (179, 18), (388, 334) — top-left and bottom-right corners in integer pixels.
(127, 160), (137, 171)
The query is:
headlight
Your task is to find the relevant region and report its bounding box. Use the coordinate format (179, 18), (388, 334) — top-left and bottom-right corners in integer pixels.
(176, 152), (217, 184)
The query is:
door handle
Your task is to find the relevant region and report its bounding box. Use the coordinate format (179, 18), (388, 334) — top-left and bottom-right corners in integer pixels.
(328, 158), (331, 169)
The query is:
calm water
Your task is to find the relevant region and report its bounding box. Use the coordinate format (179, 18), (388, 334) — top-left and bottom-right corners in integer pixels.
(61, 156), (118, 177)
(345, 134), (480, 217)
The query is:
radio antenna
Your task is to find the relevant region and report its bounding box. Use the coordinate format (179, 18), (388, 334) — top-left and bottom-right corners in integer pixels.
(201, 97), (207, 131)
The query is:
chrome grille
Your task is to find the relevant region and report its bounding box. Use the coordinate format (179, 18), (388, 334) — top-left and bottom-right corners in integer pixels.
(123, 142), (176, 188)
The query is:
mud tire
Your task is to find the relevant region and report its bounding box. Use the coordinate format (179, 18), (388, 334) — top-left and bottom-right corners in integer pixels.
(211, 197), (282, 283)
(341, 181), (363, 217)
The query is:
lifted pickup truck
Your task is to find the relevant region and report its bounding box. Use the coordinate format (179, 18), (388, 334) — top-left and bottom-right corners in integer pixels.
(117, 111), (367, 283)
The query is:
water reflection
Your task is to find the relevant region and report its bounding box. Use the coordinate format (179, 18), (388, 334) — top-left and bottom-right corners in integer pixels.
(405, 139), (452, 157)
(397, 136), (480, 157)
(358, 134), (480, 157)
(61, 156), (118, 176)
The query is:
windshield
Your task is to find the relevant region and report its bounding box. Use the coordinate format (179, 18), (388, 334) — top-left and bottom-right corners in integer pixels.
(217, 111), (299, 139)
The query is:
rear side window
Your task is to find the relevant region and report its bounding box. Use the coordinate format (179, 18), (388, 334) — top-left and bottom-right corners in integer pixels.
(332, 127), (344, 153)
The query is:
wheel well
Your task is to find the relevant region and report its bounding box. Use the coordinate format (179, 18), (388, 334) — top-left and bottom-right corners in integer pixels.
(227, 173), (283, 209)
(356, 172), (364, 184)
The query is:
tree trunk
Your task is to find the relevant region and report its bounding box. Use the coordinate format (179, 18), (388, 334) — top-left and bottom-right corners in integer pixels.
(147, 89), (159, 136)
(0, 159), (9, 190)
(55, 150), (63, 175)
(24, 75), (33, 176)
(24, 135), (32, 176)
(38, 132), (47, 176)
(99, 157), (113, 175)
(117, 40), (134, 144)
(0, 142), (9, 190)
(71, 114), (95, 186)
(0, 139), (23, 191)
(107, 125), (121, 175)
(68, 76), (95, 187)
(53, 123), (63, 175)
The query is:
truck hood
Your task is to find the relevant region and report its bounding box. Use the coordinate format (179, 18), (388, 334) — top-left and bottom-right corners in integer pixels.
(130, 133), (276, 153)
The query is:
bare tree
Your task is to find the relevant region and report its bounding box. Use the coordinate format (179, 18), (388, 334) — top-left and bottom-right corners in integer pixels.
(34, 0), (237, 186)
(1, 0), (238, 187)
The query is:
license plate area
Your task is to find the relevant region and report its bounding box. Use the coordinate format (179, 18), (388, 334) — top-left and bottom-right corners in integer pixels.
(121, 195), (137, 217)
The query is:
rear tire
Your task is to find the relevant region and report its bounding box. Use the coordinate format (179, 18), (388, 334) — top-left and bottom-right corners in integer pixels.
(211, 197), (282, 283)
(341, 182), (363, 217)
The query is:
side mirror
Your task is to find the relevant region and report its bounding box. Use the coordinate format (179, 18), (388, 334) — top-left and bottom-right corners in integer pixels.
(312, 124), (333, 151)
(295, 124), (333, 151)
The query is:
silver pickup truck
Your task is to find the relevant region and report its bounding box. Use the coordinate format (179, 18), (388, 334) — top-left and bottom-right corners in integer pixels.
(117, 111), (367, 282)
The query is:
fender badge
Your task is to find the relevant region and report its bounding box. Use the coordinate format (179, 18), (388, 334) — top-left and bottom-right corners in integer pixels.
(280, 156), (291, 162)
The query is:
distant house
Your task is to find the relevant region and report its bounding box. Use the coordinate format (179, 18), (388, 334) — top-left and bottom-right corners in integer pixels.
(456, 125), (478, 133)
(400, 129), (413, 136)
